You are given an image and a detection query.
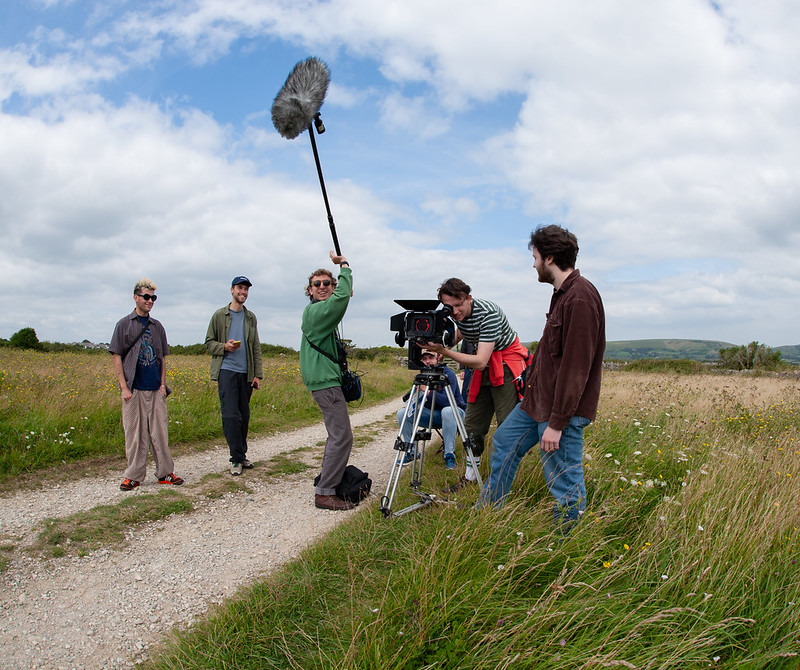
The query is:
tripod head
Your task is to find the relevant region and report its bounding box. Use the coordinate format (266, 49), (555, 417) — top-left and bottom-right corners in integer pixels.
(413, 366), (449, 387)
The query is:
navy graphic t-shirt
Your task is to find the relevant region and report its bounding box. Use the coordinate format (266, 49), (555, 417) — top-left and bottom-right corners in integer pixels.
(132, 316), (161, 390)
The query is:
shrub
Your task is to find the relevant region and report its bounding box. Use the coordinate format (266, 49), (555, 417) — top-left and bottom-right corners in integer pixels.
(9, 327), (42, 350)
(718, 341), (782, 371)
(625, 358), (708, 374)
(169, 343), (207, 355)
(261, 343), (297, 357)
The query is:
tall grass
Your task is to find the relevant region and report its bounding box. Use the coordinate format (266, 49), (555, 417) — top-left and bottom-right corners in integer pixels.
(145, 371), (800, 669)
(0, 348), (409, 484)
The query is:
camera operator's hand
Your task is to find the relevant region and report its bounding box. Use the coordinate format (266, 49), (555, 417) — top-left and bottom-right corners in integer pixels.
(423, 342), (445, 354)
(427, 339), (493, 371)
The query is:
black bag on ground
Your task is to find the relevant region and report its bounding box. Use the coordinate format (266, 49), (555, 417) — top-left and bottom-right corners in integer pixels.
(314, 465), (372, 504)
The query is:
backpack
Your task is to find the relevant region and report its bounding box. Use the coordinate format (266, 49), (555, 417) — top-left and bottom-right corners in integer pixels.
(314, 465), (372, 504)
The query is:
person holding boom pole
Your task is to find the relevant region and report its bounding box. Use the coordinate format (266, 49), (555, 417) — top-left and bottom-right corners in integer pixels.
(272, 58), (356, 510)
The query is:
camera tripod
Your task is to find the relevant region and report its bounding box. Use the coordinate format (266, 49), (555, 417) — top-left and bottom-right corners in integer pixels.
(380, 367), (482, 518)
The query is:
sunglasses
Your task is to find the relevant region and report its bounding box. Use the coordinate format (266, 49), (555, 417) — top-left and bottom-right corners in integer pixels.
(312, 280), (332, 288)
(136, 293), (157, 302)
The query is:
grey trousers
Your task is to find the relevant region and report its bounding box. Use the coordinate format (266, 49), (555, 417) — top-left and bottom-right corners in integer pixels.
(312, 386), (353, 496)
(121, 389), (174, 481)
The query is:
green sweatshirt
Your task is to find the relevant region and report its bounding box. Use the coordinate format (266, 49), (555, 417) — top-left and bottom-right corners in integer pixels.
(300, 267), (352, 391)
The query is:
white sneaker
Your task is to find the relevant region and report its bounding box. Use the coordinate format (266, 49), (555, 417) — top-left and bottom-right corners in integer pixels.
(464, 459), (481, 482)
(230, 463), (243, 476)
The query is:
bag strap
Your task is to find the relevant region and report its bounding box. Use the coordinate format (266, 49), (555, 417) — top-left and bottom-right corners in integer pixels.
(305, 330), (347, 368)
(121, 319), (149, 361)
(305, 335), (339, 364)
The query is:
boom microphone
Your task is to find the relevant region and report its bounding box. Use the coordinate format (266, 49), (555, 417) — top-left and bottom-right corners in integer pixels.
(271, 56), (330, 139)
(271, 57), (343, 255)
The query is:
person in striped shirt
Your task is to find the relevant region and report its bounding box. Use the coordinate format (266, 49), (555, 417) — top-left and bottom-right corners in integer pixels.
(424, 279), (530, 492)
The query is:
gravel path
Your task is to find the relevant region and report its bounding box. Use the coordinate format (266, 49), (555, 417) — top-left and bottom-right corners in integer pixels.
(0, 398), (404, 669)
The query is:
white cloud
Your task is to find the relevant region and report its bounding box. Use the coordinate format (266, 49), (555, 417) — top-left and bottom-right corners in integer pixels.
(379, 91), (449, 138)
(1, 0), (799, 348)
(421, 196), (480, 228)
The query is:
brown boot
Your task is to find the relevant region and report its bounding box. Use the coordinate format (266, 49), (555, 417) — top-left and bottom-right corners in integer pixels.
(315, 494), (355, 511)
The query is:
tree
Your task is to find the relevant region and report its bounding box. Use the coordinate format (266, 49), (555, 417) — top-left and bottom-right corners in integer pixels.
(718, 341), (781, 371)
(9, 327), (42, 350)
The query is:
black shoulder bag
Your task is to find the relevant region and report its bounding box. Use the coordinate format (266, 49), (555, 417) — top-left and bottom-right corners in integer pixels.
(305, 332), (362, 403)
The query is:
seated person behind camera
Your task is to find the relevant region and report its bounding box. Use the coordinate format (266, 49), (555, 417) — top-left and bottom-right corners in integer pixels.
(396, 349), (466, 470)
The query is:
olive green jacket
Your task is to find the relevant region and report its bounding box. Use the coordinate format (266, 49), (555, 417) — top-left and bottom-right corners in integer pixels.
(205, 305), (263, 382)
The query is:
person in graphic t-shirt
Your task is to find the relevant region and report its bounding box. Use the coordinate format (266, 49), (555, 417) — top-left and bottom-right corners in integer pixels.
(109, 278), (183, 491)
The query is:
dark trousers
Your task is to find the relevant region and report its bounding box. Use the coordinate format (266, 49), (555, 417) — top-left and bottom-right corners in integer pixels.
(218, 369), (252, 464)
(464, 365), (518, 458)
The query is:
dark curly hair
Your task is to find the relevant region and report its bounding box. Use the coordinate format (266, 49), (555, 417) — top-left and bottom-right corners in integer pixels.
(437, 277), (471, 302)
(528, 225), (578, 271)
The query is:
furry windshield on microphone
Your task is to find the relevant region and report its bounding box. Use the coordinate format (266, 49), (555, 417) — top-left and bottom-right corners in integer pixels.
(271, 57), (331, 140)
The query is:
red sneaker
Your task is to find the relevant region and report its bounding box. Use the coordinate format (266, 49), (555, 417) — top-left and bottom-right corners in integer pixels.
(158, 473), (184, 485)
(120, 478), (140, 491)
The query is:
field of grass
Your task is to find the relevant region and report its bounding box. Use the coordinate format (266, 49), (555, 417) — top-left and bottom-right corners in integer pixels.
(0, 348), (409, 488)
(2, 350), (798, 668)
(141, 370), (800, 669)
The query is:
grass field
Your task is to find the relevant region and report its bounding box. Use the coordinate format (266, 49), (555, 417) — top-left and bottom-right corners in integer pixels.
(2, 350), (799, 668)
(135, 369), (799, 669)
(0, 347), (409, 489)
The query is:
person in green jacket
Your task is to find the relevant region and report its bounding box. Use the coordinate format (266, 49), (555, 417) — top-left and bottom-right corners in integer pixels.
(300, 251), (354, 511)
(205, 276), (263, 476)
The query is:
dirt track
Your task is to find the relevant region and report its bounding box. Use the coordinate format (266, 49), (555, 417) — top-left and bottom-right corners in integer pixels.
(0, 398), (403, 669)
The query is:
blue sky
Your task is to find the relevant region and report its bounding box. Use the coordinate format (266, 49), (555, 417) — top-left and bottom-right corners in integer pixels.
(1, 0), (798, 349)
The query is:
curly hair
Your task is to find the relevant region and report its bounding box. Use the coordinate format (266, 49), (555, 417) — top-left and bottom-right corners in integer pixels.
(304, 268), (337, 300)
(528, 225), (579, 271)
(437, 277), (471, 302)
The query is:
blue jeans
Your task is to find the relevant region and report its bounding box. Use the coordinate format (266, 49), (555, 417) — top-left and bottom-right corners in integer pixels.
(479, 404), (590, 523)
(396, 405), (465, 455)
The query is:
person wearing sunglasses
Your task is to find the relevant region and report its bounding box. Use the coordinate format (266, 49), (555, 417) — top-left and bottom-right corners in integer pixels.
(300, 251), (355, 511)
(109, 278), (184, 491)
(205, 276), (263, 476)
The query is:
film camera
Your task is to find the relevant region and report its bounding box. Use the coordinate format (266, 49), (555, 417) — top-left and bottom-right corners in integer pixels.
(390, 300), (456, 369)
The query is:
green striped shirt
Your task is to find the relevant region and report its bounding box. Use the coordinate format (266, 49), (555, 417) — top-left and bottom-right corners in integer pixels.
(457, 298), (517, 351)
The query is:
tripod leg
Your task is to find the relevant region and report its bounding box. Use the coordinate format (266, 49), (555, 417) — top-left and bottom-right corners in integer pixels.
(380, 382), (431, 515)
(382, 372), (463, 518)
(407, 386), (433, 485)
(381, 387), (418, 515)
(444, 385), (483, 490)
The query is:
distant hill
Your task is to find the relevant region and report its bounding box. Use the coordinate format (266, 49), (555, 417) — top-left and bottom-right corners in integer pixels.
(603, 339), (800, 364)
(604, 339), (735, 362)
(776, 345), (800, 365)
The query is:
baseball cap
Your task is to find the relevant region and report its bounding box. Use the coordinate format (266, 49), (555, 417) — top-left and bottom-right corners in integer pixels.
(420, 348), (437, 356)
(231, 276), (252, 287)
